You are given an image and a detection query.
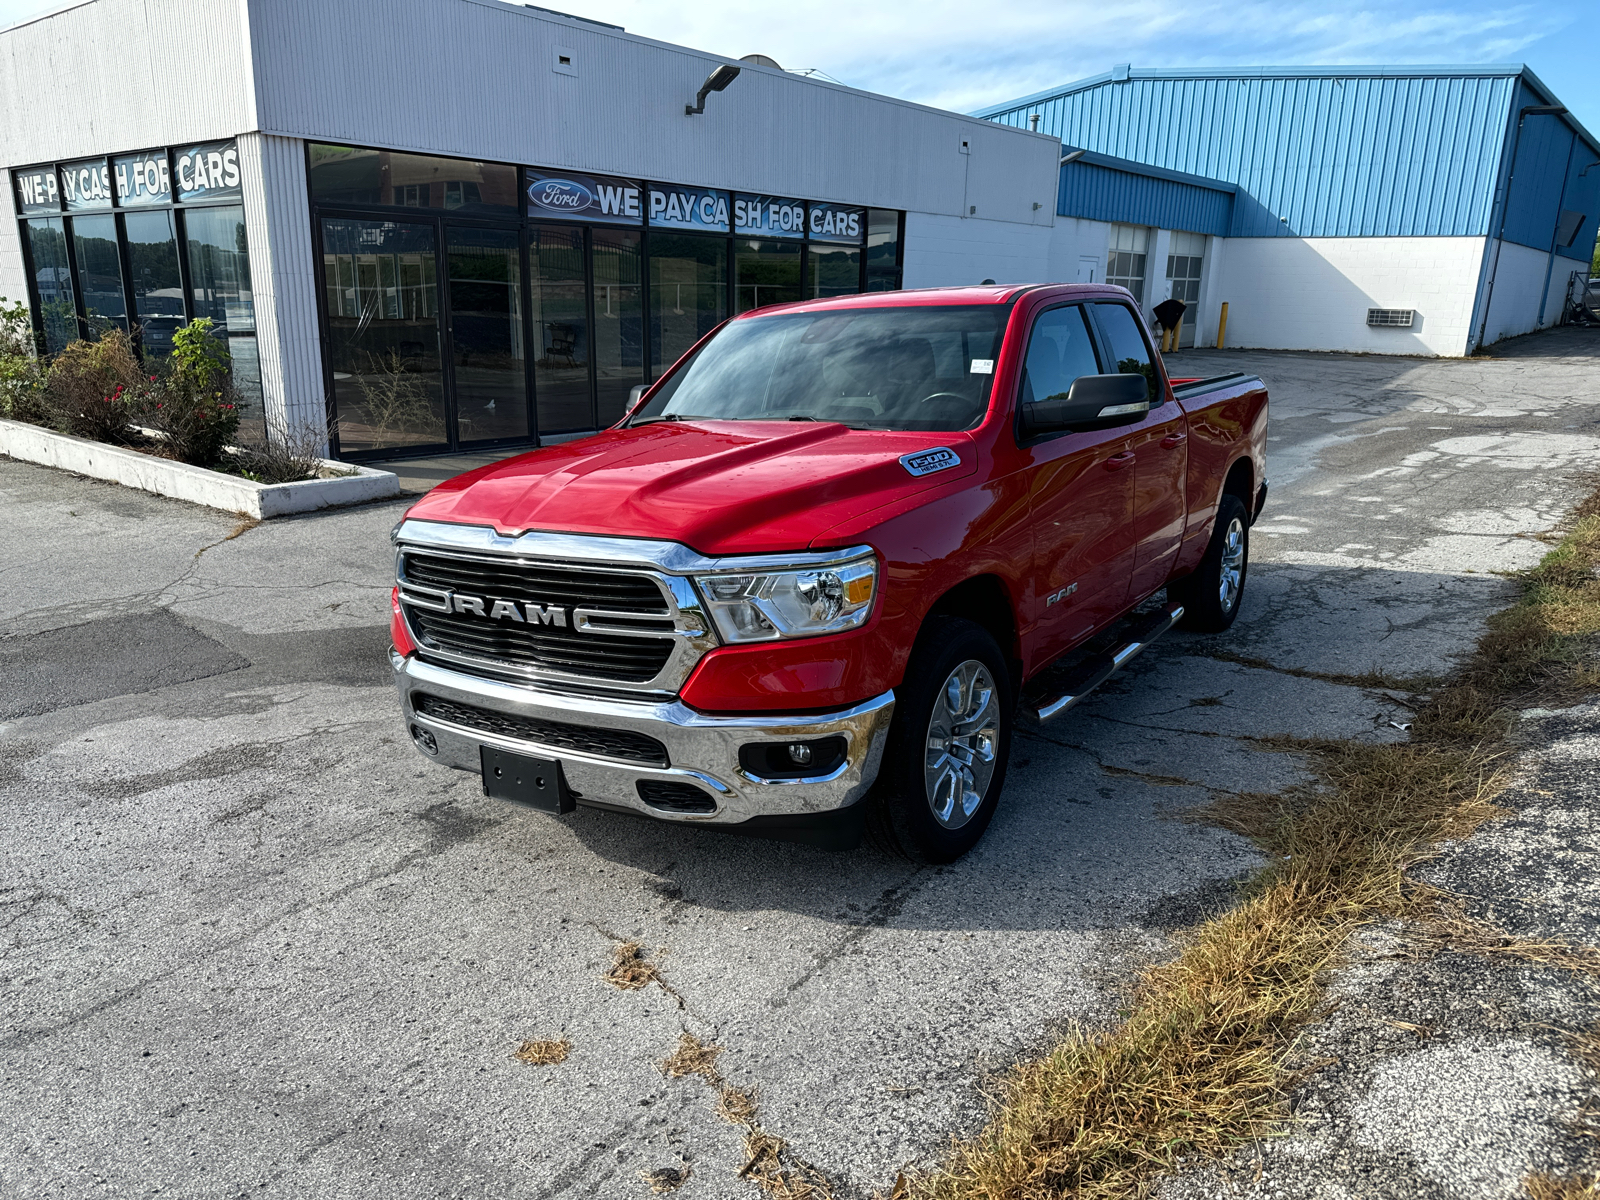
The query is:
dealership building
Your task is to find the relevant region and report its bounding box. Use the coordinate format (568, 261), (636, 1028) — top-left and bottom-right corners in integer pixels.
(0, 2), (1595, 463)
(0, 0), (1059, 460)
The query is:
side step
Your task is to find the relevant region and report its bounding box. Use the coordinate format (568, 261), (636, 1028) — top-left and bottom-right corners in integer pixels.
(1030, 603), (1185, 722)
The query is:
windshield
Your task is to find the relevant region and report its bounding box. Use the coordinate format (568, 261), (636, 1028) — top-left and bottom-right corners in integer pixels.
(632, 304), (1010, 431)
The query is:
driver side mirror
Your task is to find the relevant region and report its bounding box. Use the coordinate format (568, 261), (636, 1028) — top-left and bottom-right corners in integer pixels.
(1020, 372), (1150, 438)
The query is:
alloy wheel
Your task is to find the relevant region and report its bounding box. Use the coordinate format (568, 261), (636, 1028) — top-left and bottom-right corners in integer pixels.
(1218, 515), (1246, 614)
(924, 659), (1000, 829)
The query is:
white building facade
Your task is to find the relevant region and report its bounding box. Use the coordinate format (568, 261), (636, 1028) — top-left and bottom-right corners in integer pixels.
(0, 0), (1061, 460)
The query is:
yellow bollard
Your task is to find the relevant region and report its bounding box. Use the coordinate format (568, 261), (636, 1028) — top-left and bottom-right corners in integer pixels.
(1216, 302), (1229, 349)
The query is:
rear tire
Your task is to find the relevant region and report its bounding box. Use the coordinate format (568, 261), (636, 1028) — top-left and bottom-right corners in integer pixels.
(1171, 494), (1250, 633)
(869, 617), (1012, 864)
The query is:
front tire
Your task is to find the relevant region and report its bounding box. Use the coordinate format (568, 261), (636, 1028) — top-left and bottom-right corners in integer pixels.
(1171, 493), (1250, 633)
(870, 617), (1012, 864)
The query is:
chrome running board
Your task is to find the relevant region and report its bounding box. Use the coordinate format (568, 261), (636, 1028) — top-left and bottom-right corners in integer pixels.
(1031, 603), (1185, 722)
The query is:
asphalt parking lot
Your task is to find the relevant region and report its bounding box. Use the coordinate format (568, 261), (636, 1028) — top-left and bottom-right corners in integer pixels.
(3, 328), (1598, 1198)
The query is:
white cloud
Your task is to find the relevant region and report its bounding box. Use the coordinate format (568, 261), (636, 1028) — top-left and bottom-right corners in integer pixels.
(542, 0), (1567, 113)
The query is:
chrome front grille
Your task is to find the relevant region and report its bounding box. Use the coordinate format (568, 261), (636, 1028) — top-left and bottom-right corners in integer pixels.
(395, 540), (715, 695)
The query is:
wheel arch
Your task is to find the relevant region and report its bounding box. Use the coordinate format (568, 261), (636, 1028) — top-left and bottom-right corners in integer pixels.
(921, 573), (1023, 696)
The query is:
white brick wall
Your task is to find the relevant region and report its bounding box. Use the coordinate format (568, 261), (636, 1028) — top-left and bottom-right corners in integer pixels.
(1209, 236), (1488, 356)
(1477, 240), (1560, 348)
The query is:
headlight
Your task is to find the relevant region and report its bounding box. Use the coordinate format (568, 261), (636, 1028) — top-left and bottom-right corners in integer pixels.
(695, 556), (877, 643)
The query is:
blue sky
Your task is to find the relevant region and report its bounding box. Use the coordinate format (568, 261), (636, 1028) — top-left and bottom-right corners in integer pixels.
(2, 0), (1595, 135)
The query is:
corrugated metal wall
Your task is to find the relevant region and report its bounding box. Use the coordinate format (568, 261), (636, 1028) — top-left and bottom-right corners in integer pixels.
(987, 71), (1520, 239)
(1498, 79), (1600, 261)
(0, 0), (250, 167)
(1057, 160), (1232, 236)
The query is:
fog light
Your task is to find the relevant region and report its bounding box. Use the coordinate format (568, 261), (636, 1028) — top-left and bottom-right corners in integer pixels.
(411, 725), (438, 755)
(787, 743), (812, 764)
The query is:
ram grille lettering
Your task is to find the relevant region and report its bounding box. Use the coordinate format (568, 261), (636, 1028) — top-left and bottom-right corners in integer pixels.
(451, 592), (568, 627)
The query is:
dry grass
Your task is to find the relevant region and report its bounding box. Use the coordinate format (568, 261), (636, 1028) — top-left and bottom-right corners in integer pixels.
(660, 1032), (835, 1199)
(513, 1038), (571, 1066)
(641, 1164), (693, 1193)
(604, 940), (665, 990)
(1527, 1174), (1600, 1200)
(910, 493), (1600, 1200)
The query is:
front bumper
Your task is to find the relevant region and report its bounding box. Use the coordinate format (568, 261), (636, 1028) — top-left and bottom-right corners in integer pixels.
(394, 653), (895, 825)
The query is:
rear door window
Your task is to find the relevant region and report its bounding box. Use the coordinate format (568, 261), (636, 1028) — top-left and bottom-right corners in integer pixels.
(1093, 302), (1156, 401)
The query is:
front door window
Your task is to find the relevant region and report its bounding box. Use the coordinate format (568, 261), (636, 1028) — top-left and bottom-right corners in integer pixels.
(321, 217), (447, 454)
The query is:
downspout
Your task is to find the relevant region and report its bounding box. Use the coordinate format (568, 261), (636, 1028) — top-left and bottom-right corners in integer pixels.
(1536, 132), (1579, 326)
(1476, 104), (1567, 352)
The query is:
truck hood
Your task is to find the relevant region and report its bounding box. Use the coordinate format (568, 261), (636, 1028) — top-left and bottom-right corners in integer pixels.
(404, 420), (979, 555)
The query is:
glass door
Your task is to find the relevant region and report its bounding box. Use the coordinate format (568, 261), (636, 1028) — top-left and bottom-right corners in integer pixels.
(321, 216), (448, 455)
(529, 224), (591, 434)
(444, 225), (530, 446)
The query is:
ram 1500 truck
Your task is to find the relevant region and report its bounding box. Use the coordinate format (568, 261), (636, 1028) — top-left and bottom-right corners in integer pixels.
(389, 284), (1268, 862)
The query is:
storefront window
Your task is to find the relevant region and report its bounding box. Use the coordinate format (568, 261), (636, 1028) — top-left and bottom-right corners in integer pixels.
(446, 226), (529, 444)
(123, 209), (183, 355)
(592, 228), (643, 426)
(24, 218), (75, 352)
(309, 144), (520, 219)
(648, 233), (726, 378)
(185, 204), (263, 423)
(529, 224), (590, 433)
(735, 239), (801, 313)
(865, 209), (902, 293)
(321, 217), (447, 453)
(807, 243), (861, 299)
(71, 214), (128, 332)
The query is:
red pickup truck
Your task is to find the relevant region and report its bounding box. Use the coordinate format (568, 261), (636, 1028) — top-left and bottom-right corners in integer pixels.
(389, 284), (1268, 862)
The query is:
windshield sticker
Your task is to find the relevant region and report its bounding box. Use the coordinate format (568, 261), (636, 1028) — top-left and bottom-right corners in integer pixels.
(970, 359), (994, 374)
(900, 447), (961, 478)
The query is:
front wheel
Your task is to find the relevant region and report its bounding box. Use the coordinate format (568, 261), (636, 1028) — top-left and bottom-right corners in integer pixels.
(870, 617), (1012, 863)
(1171, 493), (1250, 633)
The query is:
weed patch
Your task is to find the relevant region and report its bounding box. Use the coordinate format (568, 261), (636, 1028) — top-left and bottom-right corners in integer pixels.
(912, 491), (1600, 1199)
(514, 1038), (571, 1066)
(660, 1032), (835, 1199)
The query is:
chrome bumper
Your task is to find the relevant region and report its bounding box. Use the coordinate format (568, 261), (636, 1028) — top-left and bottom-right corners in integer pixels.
(393, 653), (895, 825)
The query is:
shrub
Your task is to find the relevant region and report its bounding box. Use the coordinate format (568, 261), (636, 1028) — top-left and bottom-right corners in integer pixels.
(41, 327), (147, 443)
(140, 320), (240, 465)
(227, 417), (333, 484)
(0, 298), (47, 424)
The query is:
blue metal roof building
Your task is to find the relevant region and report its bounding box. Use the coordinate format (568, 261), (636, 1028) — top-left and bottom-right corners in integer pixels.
(978, 65), (1599, 354)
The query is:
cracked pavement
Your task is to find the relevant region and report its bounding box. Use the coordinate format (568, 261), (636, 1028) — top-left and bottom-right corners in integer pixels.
(2, 327), (1598, 1198)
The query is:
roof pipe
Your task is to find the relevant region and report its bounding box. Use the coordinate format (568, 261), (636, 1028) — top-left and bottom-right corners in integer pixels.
(1476, 104), (1568, 352)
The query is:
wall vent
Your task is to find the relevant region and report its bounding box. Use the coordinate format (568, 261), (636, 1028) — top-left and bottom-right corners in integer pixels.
(1367, 308), (1414, 328)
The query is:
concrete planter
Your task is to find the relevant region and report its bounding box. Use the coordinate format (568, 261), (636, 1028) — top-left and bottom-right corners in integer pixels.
(0, 418), (399, 519)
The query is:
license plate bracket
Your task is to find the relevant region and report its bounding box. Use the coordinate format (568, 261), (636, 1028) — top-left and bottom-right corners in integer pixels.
(480, 745), (575, 814)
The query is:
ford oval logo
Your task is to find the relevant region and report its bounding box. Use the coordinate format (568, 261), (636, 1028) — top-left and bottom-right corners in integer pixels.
(529, 179), (592, 211)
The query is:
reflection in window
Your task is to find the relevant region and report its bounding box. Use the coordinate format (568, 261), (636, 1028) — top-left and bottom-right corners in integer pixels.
(530, 224), (591, 433)
(807, 243), (861, 299)
(25, 218), (76, 352)
(734, 239), (801, 313)
(1094, 302), (1156, 399)
(592, 229), (643, 426)
(123, 209), (183, 356)
(321, 217), (447, 453)
(307, 144), (519, 218)
(72, 214), (128, 332)
(865, 209), (901, 292)
(648, 233), (726, 378)
(446, 226), (528, 444)
(185, 204), (263, 426)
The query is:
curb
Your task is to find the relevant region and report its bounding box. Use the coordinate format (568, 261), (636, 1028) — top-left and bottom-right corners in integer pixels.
(0, 418), (400, 518)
